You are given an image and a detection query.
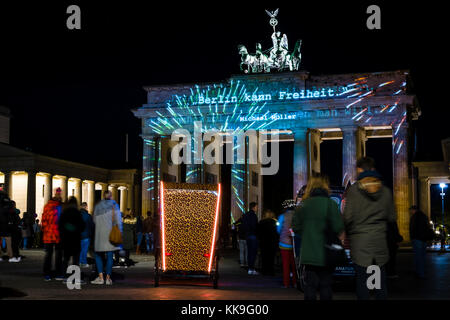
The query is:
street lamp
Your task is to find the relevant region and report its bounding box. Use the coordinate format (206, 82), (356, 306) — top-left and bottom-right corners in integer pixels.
(440, 183), (448, 250)
(440, 183), (447, 226)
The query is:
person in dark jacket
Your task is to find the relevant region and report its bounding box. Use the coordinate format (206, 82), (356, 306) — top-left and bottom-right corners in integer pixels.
(122, 214), (136, 261)
(135, 213), (143, 254)
(292, 176), (345, 300)
(59, 197), (85, 278)
(142, 213), (154, 253)
(79, 202), (93, 267)
(343, 157), (395, 300)
(21, 211), (34, 250)
(386, 220), (403, 278)
(9, 201), (22, 262)
(257, 210), (279, 276)
(0, 191), (14, 261)
(241, 202), (259, 275)
(409, 205), (433, 279)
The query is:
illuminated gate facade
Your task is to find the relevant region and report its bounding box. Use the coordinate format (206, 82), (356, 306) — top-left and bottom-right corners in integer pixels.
(133, 70), (420, 241)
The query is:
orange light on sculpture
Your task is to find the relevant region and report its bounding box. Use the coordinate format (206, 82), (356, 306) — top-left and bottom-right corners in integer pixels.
(208, 183), (221, 273)
(160, 181), (166, 271)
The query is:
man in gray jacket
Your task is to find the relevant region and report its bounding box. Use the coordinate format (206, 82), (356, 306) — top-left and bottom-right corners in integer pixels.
(343, 157), (396, 300)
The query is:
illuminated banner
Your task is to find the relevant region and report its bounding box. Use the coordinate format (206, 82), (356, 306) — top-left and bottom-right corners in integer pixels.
(194, 86), (352, 105)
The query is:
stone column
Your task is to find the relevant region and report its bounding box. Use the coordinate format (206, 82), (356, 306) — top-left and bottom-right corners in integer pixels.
(60, 176), (68, 202)
(119, 186), (128, 213)
(110, 185), (118, 202)
(187, 124), (203, 184)
(74, 179), (82, 205)
(419, 178), (430, 219)
(393, 124), (411, 241)
(3, 171), (11, 198)
(127, 184), (134, 214)
(87, 181), (95, 214)
(231, 162), (246, 218)
(342, 126), (358, 187)
(293, 129), (308, 198)
(44, 174), (52, 204)
(307, 129), (321, 177)
(356, 127), (367, 159)
(27, 171), (36, 215)
(142, 136), (157, 217)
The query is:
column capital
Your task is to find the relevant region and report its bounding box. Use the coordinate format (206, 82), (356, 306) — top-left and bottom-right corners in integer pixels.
(340, 125), (358, 133)
(292, 128), (308, 139)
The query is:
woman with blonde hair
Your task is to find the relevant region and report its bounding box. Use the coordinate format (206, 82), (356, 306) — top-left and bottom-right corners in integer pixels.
(292, 175), (345, 300)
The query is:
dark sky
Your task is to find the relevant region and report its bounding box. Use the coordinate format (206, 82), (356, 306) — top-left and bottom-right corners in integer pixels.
(0, 1), (446, 170)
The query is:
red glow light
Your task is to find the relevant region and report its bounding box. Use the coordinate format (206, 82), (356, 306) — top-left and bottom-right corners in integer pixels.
(208, 183), (221, 273)
(160, 181), (166, 271)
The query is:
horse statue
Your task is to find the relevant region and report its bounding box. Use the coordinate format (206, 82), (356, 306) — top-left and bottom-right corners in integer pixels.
(286, 39), (302, 71)
(255, 43), (271, 73)
(238, 45), (257, 73)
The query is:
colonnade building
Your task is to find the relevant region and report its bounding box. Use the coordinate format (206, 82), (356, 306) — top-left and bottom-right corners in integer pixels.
(0, 124), (140, 220)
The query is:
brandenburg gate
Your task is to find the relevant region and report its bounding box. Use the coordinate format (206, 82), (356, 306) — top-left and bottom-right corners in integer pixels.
(133, 69), (419, 241)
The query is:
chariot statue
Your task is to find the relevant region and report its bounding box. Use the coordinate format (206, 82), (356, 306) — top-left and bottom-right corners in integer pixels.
(238, 8), (302, 73)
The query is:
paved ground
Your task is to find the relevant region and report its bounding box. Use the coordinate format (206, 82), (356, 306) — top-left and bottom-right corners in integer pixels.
(1, 248), (450, 300)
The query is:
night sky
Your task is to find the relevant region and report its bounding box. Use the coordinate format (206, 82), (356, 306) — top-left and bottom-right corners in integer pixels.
(0, 2), (446, 171)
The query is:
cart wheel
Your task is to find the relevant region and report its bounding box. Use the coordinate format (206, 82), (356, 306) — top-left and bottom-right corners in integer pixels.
(212, 255), (219, 289)
(297, 264), (305, 292)
(154, 250), (160, 287)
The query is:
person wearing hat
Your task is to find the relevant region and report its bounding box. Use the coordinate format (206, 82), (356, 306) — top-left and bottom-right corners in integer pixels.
(277, 199), (298, 288)
(409, 205), (434, 279)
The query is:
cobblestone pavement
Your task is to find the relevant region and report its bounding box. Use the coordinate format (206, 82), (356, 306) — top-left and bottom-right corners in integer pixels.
(1, 248), (449, 300)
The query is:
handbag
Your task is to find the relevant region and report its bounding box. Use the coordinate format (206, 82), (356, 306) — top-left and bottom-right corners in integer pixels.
(109, 205), (123, 246)
(324, 199), (348, 268)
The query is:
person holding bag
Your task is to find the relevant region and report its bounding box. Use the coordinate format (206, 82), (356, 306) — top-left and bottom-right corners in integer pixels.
(91, 190), (122, 285)
(292, 175), (345, 300)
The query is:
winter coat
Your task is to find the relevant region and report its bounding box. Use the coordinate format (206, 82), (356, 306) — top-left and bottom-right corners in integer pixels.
(277, 210), (294, 249)
(21, 212), (34, 238)
(41, 199), (62, 244)
(122, 217), (136, 250)
(93, 199), (122, 252)
(241, 210), (258, 238)
(80, 209), (94, 240)
(142, 216), (153, 233)
(234, 217), (246, 240)
(0, 193), (12, 237)
(58, 207), (85, 251)
(343, 171), (396, 267)
(292, 188), (344, 267)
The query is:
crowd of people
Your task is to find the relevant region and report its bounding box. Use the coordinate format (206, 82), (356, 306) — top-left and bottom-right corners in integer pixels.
(0, 156), (437, 297)
(233, 157), (435, 300)
(0, 185), (157, 286)
(0, 185), (42, 262)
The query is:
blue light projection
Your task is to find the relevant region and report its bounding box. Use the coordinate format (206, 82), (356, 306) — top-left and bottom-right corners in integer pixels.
(143, 75), (408, 213)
